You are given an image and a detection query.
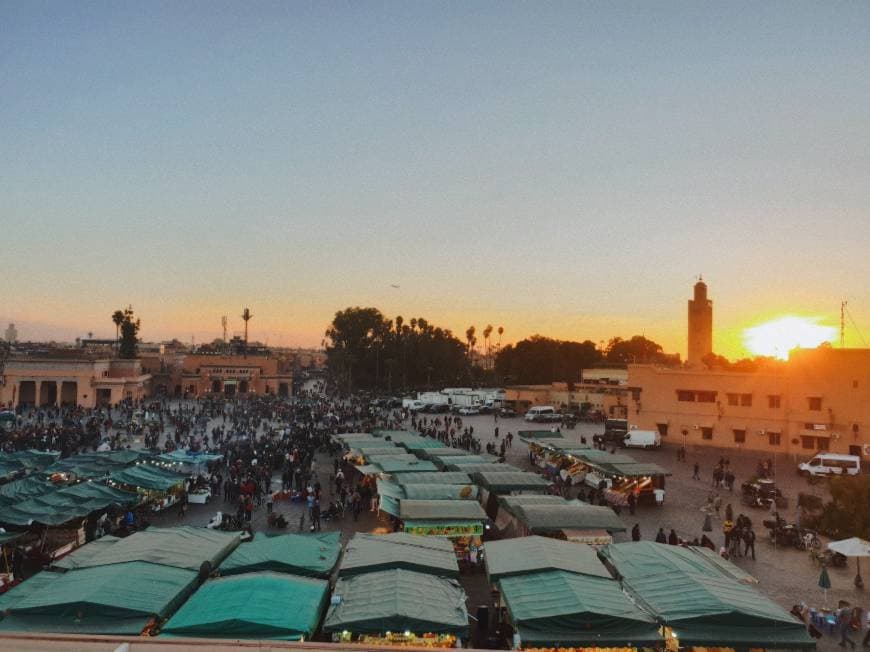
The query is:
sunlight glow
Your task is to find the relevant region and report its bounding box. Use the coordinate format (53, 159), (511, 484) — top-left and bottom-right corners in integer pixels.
(743, 316), (837, 360)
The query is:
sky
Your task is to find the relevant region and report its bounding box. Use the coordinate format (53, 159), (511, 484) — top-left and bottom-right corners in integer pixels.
(2, 2), (869, 358)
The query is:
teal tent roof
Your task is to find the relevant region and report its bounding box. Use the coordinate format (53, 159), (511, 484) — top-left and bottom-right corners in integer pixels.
(161, 572), (328, 640)
(484, 537), (612, 583)
(44, 450), (148, 479)
(0, 481), (139, 526)
(517, 430), (565, 440)
(158, 449), (223, 464)
(399, 439), (447, 451)
(373, 458), (438, 474)
(55, 526), (241, 571)
(0, 561), (198, 635)
(0, 460), (26, 481)
(473, 471), (551, 493)
(500, 570), (660, 647)
(0, 476), (55, 508)
(599, 541), (757, 585)
(220, 532), (340, 578)
(397, 472), (472, 485)
(340, 533), (459, 578)
(109, 464), (188, 491)
(400, 500), (487, 522)
(324, 569), (468, 636)
(53, 536), (122, 570)
(445, 463), (522, 474)
(511, 502), (626, 533)
(378, 480), (479, 518)
(0, 450), (59, 471)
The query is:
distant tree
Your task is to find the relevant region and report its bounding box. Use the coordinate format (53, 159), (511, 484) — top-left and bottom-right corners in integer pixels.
(819, 475), (870, 539)
(465, 326), (477, 360)
(495, 336), (602, 385)
(111, 310), (125, 350)
(117, 307), (141, 359)
(605, 335), (667, 364)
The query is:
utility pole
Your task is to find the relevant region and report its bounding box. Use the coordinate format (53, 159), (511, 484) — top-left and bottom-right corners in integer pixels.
(841, 301), (847, 348)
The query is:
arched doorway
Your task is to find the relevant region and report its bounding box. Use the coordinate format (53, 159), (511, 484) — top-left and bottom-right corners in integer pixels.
(60, 382), (78, 406)
(239, 380), (249, 394)
(39, 383), (57, 407)
(224, 383), (236, 397)
(212, 380), (222, 393)
(278, 383), (289, 397)
(18, 381), (36, 406)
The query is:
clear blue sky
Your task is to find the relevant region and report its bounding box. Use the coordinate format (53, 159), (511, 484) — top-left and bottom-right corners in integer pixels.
(2, 1), (869, 356)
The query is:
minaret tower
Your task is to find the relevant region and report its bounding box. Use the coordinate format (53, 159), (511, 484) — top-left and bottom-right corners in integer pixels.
(688, 277), (713, 365)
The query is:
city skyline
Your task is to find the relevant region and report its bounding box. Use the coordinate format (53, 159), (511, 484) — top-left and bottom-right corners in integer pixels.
(3, 3), (868, 358)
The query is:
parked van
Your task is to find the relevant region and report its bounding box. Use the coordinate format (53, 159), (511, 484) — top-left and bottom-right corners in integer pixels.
(623, 430), (661, 449)
(403, 400), (426, 412)
(798, 453), (861, 478)
(524, 406), (557, 422)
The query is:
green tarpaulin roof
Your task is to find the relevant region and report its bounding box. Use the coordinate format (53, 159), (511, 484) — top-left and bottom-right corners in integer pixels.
(0, 531), (25, 546)
(499, 494), (568, 508)
(56, 526), (241, 571)
(397, 472), (472, 485)
(374, 458), (438, 474)
(352, 447), (401, 457)
(0, 476), (54, 508)
(484, 536), (612, 583)
(500, 570), (660, 647)
(377, 481), (478, 518)
(324, 569), (469, 635)
(53, 536), (121, 570)
(0, 561), (198, 635)
(161, 572), (328, 640)
(445, 463), (522, 474)
(512, 502), (626, 533)
(3, 450), (60, 470)
(399, 439), (447, 450)
(400, 500), (487, 522)
(109, 464), (188, 491)
(366, 453), (424, 464)
(0, 460), (26, 480)
(340, 533), (459, 578)
(220, 532), (340, 578)
(0, 482), (139, 526)
(473, 471), (551, 493)
(599, 541), (756, 585)
(600, 542), (812, 649)
(517, 430), (565, 440)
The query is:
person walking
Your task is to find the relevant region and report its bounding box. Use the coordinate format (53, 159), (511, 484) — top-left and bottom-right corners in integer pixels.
(743, 526), (756, 560)
(692, 462), (701, 480)
(837, 601), (856, 649)
(631, 523), (641, 541)
(627, 491), (637, 516)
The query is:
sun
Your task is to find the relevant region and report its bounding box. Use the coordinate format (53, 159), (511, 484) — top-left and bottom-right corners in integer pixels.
(743, 316), (837, 360)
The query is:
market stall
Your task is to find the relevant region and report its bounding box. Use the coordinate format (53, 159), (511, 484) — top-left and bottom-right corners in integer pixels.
(323, 568), (469, 646)
(484, 536), (612, 584)
(600, 542), (813, 649)
(339, 532), (459, 578)
(160, 572), (329, 641)
(376, 480), (478, 519)
(0, 561), (199, 635)
(492, 495), (567, 537)
(497, 497), (625, 540)
(444, 462), (523, 474)
(399, 500), (488, 561)
(156, 449), (223, 477)
(473, 471), (552, 519)
(219, 531), (340, 578)
(108, 464), (189, 510)
(396, 472), (473, 486)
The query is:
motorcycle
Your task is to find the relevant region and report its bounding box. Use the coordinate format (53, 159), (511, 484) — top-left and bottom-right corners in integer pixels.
(763, 516), (820, 551)
(809, 548), (847, 567)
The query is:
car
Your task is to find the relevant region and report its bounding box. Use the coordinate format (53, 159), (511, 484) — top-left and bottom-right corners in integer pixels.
(458, 406), (480, 416)
(742, 479), (788, 509)
(498, 407), (517, 418)
(430, 403), (450, 413)
(477, 405), (493, 414)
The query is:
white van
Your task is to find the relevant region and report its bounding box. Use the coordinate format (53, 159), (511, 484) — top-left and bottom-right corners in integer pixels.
(403, 400), (426, 412)
(525, 406), (557, 422)
(623, 430), (661, 449)
(798, 453), (861, 478)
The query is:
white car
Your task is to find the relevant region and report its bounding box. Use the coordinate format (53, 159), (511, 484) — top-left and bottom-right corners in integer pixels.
(458, 406), (480, 416)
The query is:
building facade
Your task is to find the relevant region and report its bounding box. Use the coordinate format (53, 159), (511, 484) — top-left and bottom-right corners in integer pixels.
(177, 354), (292, 398)
(627, 347), (870, 457)
(504, 369), (630, 418)
(0, 358), (151, 408)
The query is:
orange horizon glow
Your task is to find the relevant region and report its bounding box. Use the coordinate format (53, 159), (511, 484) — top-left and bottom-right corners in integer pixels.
(742, 316), (837, 360)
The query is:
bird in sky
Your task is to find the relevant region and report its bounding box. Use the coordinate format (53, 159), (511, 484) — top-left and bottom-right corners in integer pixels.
(390, 284), (400, 289)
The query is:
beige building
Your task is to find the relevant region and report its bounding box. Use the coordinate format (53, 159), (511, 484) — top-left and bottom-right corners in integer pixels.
(628, 347), (870, 457)
(0, 357), (151, 408)
(179, 353), (292, 398)
(504, 368), (630, 417)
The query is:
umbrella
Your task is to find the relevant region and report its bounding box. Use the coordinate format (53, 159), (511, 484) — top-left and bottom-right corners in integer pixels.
(828, 537), (870, 589)
(818, 565), (831, 607)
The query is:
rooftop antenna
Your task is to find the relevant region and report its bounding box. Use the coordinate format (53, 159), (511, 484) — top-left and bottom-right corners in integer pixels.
(840, 301), (847, 348)
(221, 316), (228, 343)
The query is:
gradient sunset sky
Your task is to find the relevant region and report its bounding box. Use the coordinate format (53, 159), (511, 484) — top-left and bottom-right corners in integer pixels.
(3, 2), (869, 358)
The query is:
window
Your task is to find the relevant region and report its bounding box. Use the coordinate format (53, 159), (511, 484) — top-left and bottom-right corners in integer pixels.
(696, 391), (717, 403)
(808, 397), (822, 411)
(740, 394), (753, 407)
(768, 395), (781, 409)
(817, 437), (830, 451)
(733, 429), (746, 443)
(677, 390), (695, 402)
(701, 427), (713, 440)
(801, 436), (816, 450)
(727, 393), (739, 407)
(656, 423), (669, 437)
(768, 432), (781, 446)
(853, 380), (859, 389)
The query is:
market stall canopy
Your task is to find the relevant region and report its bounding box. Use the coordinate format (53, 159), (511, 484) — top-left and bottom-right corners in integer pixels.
(372, 458), (437, 474)
(160, 572), (328, 640)
(0, 561), (198, 635)
(484, 537), (611, 583)
(400, 500), (487, 522)
(0, 476), (54, 508)
(3, 449), (61, 471)
(53, 536), (122, 570)
(0, 459), (26, 482)
(445, 463), (522, 474)
(432, 454), (499, 469)
(588, 460), (672, 478)
(157, 450), (223, 474)
(417, 447), (480, 460)
(350, 447), (400, 458)
(473, 471), (551, 493)
(0, 531), (25, 546)
(511, 502), (626, 533)
(45, 450), (149, 479)
(599, 541), (757, 584)
(109, 465), (189, 491)
(500, 569), (661, 647)
(517, 430), (565, 440)
(219, 532), (340, 578)
(377, 481), (477, 518)
(0, 482), (139, 527)
(323, 568), (469, 636)
(353, 464), (381, 476)
(54, 526), (241, 571)
(397, 472), (472, 485)
(399, 439), (447, 451)
(340, 533), (459, 578)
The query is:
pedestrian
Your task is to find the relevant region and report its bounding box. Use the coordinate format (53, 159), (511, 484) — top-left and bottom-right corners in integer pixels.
(723, 518), (734, 548)
(668, 529), (679, 545)
(692, 462), (701, 480)
(631, 523), (641, 541)
(837, 601), (856, 649)
(311, 500), (321, 532)
(743, 527), (756, 560)
(627, 491), (636, 515)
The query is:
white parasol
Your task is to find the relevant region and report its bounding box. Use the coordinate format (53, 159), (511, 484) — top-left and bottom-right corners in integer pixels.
(828, 537), (870, 589)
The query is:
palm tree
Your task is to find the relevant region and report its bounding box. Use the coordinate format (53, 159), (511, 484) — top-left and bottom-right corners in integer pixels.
(497, 326), (504, 348)
(465, 325), (476, 360)
(241, 308), (252, 357)
(483, 324), (493, 368)
(111, 310), (125, 352)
